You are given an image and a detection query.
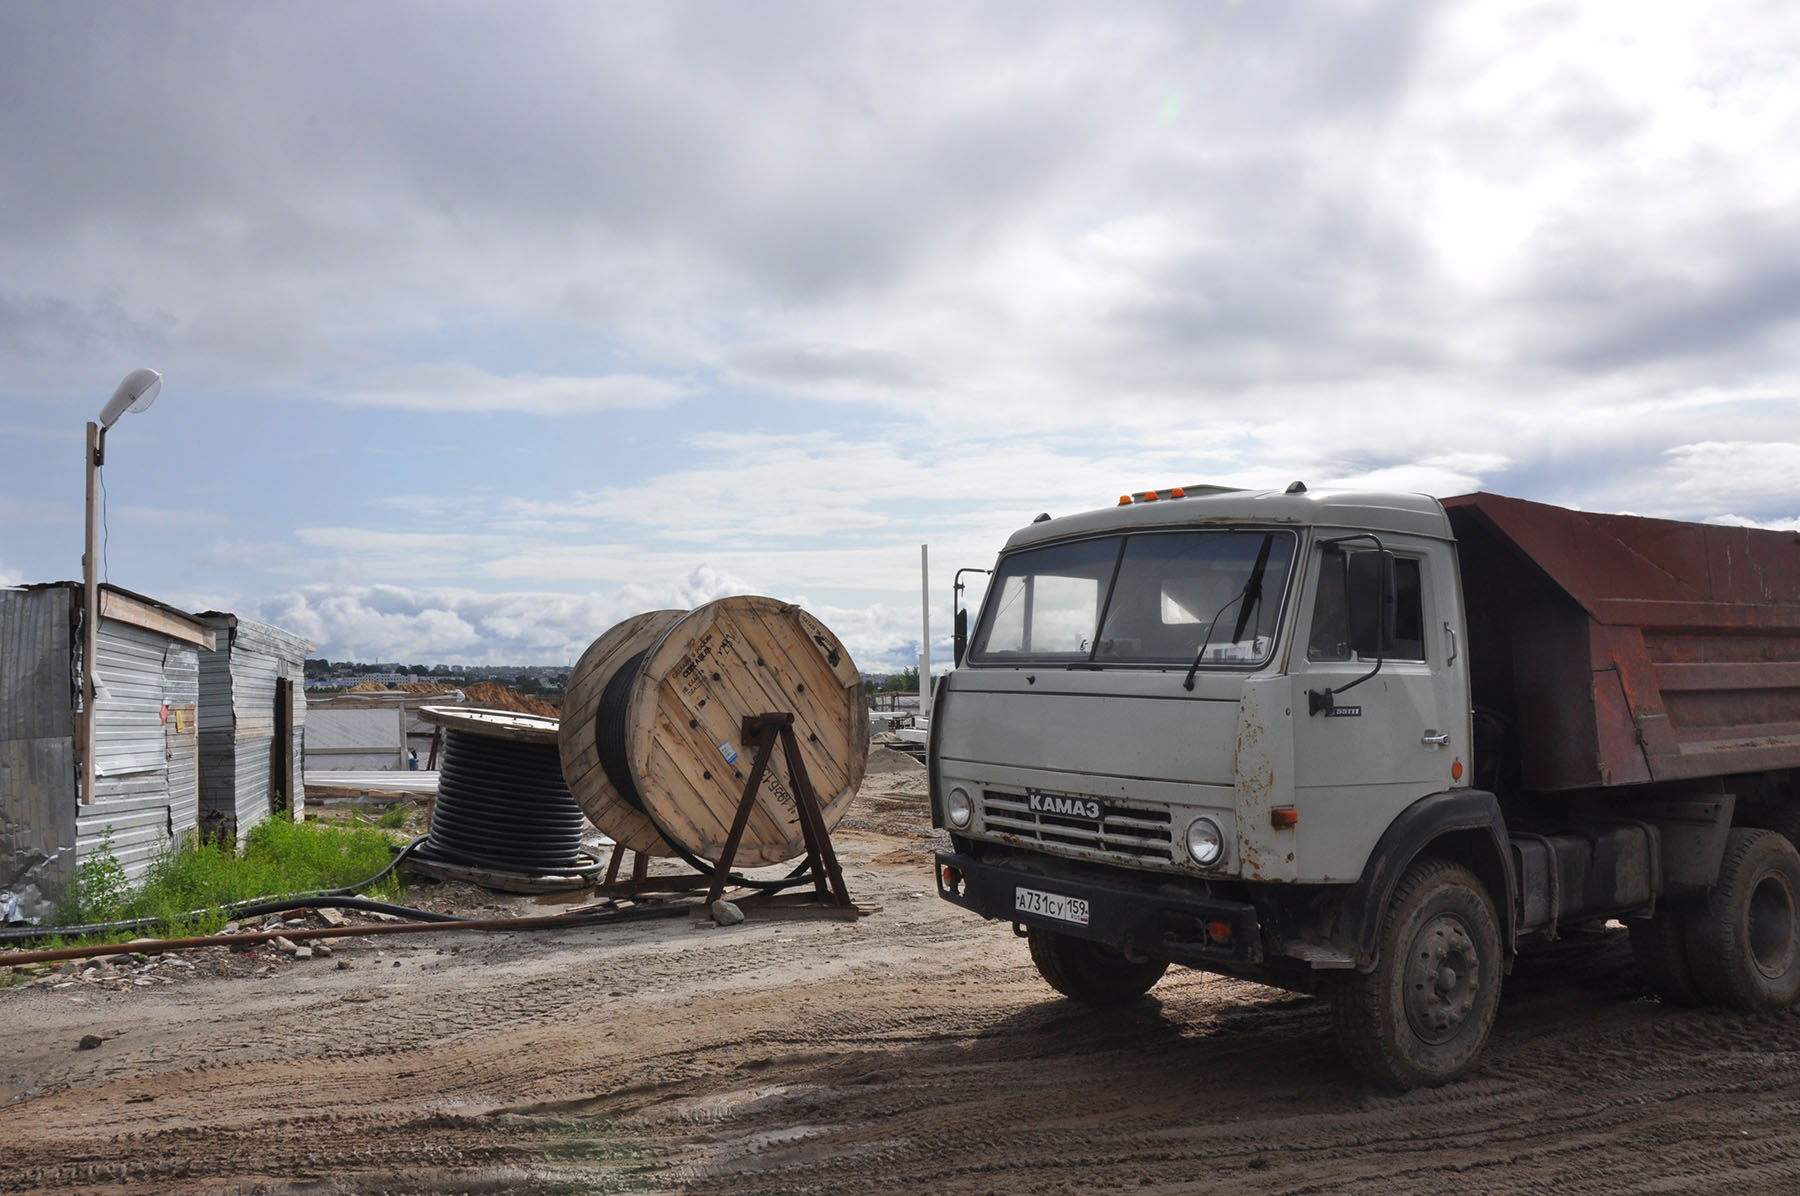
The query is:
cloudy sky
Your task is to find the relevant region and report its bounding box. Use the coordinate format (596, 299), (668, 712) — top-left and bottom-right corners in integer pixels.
(3, 1), (1797, 672)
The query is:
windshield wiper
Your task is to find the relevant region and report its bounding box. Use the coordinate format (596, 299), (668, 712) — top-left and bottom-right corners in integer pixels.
(1182, 533), (1275, 691)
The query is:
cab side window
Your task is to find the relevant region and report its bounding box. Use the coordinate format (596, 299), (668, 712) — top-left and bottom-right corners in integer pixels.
(1307, 550), (1425, 662)
(1390, 558), (1425, 660)
(1307, 549), (1351, 661)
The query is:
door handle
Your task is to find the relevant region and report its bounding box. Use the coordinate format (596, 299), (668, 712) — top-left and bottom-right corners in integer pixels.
(1422, 731), (1450, 747)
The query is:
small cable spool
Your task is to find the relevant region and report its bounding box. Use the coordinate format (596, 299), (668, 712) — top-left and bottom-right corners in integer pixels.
(560, 595), (869, 868)
(417, 706), (587, 874)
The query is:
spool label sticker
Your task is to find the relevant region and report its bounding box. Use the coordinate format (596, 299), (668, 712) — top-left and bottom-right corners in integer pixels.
(719, 741), (740, 765)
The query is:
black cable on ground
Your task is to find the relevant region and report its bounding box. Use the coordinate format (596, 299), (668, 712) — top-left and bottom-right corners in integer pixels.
(0, 900), (698, 967)
(660, 840), (817, 895)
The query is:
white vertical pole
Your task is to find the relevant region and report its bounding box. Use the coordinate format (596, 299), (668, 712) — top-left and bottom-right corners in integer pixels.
(82, 421), (100, 805)
(919, 543), (931, 714)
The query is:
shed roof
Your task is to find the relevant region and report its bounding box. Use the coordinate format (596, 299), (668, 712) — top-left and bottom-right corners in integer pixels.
(19, 581), (214, 650)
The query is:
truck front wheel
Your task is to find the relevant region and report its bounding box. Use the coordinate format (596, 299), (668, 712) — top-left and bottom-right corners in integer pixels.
(1026, 928), (1168, 1006)
(1330, 857), (1502, 1090)
(1686, 827), (1800, 1011)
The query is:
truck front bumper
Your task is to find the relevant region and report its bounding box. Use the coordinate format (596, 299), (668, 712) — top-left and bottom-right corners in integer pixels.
(934, 849), (1263, 966)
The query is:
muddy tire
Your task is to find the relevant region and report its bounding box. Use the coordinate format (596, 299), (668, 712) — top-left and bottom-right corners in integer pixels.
(1026, 928), (1168, 1006)
(1628, 910), (1706, 1006)
(1685, 828), (1800, 1011)
(1330, 857), (1502, 1090)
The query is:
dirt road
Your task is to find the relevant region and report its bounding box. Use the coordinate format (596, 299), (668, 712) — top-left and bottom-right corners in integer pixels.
(7, 762), (1800, 1194)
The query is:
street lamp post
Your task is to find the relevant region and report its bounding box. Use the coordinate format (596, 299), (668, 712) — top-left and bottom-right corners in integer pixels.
(81, 368), (162, 806)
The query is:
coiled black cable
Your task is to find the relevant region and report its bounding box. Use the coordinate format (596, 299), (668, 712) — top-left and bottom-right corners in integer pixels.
(421, 729), (587, 873)
(594, 648), (651, 812)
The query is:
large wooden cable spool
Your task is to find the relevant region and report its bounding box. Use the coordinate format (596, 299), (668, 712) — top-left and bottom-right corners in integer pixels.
(559, 596), (869, 868)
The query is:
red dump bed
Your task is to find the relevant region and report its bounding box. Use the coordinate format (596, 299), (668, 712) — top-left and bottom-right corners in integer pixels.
(1443, 493), (1800, 791)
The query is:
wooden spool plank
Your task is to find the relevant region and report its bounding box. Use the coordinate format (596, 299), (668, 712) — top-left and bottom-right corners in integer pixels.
(736, 601), (866, 798)
(419, 705), (560, 745)
(708, 612), (851, 799)
(625, 595), (866, 867)
(655, 669), (798, 846)
(558, 609), (684, 856)
(645, 704), (790, 851)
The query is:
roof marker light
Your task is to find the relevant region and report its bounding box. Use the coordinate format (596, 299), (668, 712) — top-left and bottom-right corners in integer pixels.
(1143, 490), (1159, 501)
(1118, 495), (1132, 506)
(1170, 487), (1187, 499)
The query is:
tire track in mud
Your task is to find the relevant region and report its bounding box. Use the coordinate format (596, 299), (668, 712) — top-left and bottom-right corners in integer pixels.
(13, 814), (1800, 1195)
(621, 929), (1800, 1195)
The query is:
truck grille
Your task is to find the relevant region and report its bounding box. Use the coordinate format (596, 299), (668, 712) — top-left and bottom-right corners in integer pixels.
(979, 790), (1174, 862)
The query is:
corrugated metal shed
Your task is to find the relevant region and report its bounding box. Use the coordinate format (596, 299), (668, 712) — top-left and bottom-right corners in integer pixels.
(196, 612), (312, 843)
(83, 619), (202, 878)
(0, 582), (215, 920)
(1, 587), (78, 922)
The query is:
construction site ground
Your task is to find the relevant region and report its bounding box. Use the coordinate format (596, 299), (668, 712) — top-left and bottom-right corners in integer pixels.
(7, 754), (1800, 1195)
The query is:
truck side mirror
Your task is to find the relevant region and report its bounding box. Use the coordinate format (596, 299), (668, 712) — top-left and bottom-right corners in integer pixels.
(953, 606), (969, 668)
(1346, 550), (1397, 657)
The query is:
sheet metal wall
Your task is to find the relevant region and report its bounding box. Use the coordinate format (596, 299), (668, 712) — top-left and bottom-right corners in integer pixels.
(79, 618), (201, 882)
(198, 615), (310, 843)
(0, 588), (77, 922)
(303, 706), (407, 771)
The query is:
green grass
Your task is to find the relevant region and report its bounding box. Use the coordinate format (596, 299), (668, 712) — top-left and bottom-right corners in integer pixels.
(30, 818), (410, 947)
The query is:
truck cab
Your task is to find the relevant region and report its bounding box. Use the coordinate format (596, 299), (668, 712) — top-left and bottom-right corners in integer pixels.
(933, 484), (1800, 1088)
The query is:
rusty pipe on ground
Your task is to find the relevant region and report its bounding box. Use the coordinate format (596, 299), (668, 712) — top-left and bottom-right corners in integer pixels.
(0, 902), (693, 968)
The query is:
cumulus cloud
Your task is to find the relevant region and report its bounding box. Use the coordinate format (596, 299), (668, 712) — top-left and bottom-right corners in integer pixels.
(246, 566), (761, 665)
(1708, 514), (1800, 532)
(236, 565), (947, 674)
(5, 3), (1800, 663)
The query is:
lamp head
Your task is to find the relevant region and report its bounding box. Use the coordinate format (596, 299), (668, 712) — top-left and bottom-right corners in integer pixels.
(97, 368), (162, 429)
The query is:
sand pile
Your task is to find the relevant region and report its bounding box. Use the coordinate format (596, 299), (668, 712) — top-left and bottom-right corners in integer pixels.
(459, 681), (559, 718)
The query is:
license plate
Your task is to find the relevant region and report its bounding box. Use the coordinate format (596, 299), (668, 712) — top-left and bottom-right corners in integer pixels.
(1015, 886), (1090, 926)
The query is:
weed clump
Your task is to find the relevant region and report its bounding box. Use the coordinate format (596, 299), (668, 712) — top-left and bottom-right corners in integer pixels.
(41, 819), (408, 943)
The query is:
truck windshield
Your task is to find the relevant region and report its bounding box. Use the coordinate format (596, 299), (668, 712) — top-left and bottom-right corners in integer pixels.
(968, 529), (1296, 668)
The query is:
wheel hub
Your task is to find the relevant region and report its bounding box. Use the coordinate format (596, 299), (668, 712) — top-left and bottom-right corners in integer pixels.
(1405, 915), (1480, 1044)
(1749, 873), (1799, 980)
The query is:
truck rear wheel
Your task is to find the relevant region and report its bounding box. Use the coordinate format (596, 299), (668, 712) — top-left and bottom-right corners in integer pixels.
(1330, 857), (1502, 1090)
(1686, 828), (1800, 1011)
(1026, 927), (1168, 1006)
(1628, 910), (1705, 1006)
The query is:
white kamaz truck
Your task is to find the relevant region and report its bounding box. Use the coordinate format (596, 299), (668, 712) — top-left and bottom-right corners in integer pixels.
(930, 484), (1800, 1088)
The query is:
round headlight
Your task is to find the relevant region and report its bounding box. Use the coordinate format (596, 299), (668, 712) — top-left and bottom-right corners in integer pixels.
(1185, 816), (1224, 866)
(947, 786), (974, 829)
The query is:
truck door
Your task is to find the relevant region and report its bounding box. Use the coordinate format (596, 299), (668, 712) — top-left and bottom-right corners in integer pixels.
(1282, 540), (1466, 884)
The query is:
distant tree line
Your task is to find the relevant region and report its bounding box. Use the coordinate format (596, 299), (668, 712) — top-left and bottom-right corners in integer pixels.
(304, 658), (569, 694)
(863, 666), (920, 694)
